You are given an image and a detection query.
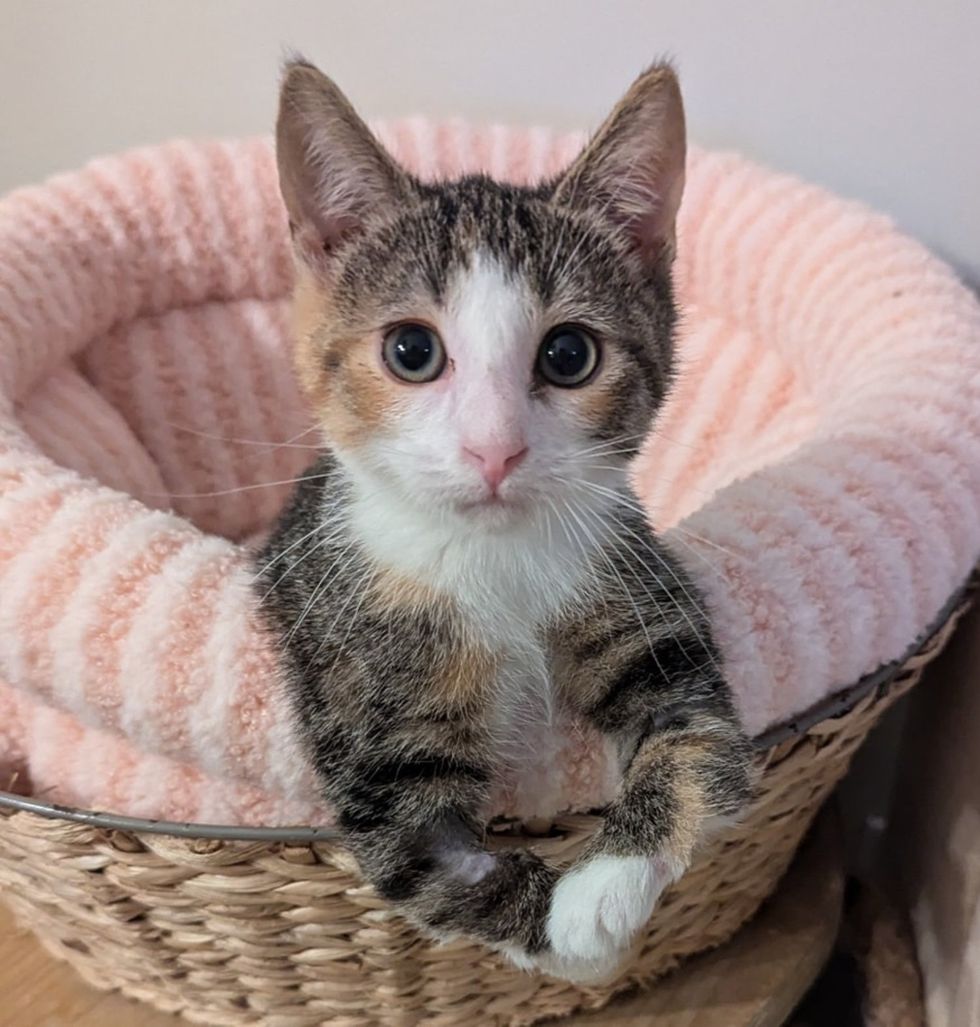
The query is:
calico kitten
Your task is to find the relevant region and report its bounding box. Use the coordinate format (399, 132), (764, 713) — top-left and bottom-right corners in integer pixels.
(256, 57), (753, 982)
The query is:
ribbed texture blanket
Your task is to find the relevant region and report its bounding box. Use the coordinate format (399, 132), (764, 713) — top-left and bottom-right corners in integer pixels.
(0, 120), (978, 825)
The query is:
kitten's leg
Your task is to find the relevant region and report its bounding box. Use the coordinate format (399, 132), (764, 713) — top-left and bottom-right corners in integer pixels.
(540, 516), (756, 979)
(325, 710), (654, 979)
(324, 727), (565, 967)
(545, 706), (753, 973)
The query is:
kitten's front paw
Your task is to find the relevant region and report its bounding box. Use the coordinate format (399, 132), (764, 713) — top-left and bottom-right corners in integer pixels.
(543, 853), (681, 980)
(499, 940), (623, 984)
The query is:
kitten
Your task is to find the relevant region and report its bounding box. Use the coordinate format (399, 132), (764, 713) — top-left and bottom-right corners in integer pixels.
(256, 57), (753, 982)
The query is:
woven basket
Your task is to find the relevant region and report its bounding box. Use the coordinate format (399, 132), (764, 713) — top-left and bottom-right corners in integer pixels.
(0, 581), (972, 1026)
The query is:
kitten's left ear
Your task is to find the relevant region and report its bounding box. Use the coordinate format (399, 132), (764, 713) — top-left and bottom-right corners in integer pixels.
(276, 57), (412, 275)
(553, 62), (686, 268)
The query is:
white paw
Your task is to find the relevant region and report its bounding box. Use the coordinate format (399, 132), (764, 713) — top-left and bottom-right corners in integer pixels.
(497, 940), (623, 984)
(542, 854), (679, 980)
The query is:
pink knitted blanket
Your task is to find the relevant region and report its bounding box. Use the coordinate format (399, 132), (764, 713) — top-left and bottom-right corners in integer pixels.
(1, 121), (978, 826)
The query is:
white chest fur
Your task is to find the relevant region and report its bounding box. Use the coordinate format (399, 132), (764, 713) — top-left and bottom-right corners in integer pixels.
(345, 479), (600, 635)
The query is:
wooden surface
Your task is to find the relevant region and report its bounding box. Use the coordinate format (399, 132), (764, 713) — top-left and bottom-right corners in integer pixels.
(0, 817), (841, 1027)
(0, 907), (177, 1027)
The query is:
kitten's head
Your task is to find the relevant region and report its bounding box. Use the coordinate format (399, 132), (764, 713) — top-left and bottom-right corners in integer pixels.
(277, 58), (685, 531)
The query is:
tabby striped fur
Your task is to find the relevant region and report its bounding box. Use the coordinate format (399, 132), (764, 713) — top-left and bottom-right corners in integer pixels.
(256, 57), (753, 981)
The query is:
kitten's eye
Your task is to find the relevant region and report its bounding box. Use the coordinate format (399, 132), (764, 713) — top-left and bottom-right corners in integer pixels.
(382, 324), (446, 383)
(537, 325), (600, 388)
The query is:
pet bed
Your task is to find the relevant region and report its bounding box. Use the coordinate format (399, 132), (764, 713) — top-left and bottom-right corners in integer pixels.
(0, 120), (977, 1025)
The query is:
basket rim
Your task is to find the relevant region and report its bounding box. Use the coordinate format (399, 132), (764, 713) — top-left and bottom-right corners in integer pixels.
(0, 574), (973, 842)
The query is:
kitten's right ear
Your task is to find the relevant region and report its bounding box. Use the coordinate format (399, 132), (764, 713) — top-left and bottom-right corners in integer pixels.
(276, 58), (410, 274)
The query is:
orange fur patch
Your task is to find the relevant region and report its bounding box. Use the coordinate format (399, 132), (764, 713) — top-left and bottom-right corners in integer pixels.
(290, 269), (398, 448)
(368, 571), (497, 712)
(431, 646), (498, 711)
(629, 732), (710, 860)
(372, 569), (443, 611)
(576, 349), (629, 424)
(291, 270), (334, 407)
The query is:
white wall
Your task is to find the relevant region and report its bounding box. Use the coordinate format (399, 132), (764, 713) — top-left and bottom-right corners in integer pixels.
(3, 0), (978, 282)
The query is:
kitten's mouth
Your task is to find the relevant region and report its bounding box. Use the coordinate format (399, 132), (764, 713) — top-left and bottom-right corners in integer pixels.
(459, 495), (510, 511)
(456, 493), (525, 517)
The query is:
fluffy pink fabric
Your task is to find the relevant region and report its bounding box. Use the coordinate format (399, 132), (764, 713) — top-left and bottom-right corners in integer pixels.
(0, 122), (978, 826)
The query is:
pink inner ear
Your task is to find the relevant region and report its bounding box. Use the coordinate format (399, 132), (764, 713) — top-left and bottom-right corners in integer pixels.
(629, 170), (685, 262)
(290, 211), (364, 273)
(290, 220), (330, 274)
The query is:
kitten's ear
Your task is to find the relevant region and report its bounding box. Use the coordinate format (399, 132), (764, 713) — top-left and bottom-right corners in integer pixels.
(553, 62), (686, 268)
(276, 58), (411, 274)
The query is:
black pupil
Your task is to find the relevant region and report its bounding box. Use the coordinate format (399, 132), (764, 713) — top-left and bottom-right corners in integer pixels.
(545, 331), (590, 380)
(394, 327), (433, 372)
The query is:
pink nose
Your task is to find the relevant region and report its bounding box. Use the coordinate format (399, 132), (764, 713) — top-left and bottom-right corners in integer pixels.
(462, 443), (528, 492)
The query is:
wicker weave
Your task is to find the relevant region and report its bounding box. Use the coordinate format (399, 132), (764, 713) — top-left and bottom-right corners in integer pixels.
(0, 588), (971, 1026)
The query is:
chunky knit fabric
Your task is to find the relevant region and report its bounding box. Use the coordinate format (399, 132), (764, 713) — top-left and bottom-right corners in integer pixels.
(0, 121), (978, 826)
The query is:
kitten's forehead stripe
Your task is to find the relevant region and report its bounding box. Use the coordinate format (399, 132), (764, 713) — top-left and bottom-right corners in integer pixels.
(446, 253), (533, 367)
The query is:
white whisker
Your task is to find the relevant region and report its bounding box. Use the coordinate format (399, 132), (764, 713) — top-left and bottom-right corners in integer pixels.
(251, 521), (330, 583)
(154, 471), (333, 500)
(167, 421), (323, 451)
(256, 524), (351, 601)
(558, 495), (670, 682)
(284, 534), (362, 645)
(310, 564), (380, 676)
(569, 479), (721, 673)
(670, 524), (743, 561)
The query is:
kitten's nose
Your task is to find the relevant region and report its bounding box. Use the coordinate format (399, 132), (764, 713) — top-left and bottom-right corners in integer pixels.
(462, 443), (528, 492)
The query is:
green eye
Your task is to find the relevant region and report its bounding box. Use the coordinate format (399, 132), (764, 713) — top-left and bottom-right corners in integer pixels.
(383, 324), (446, 383)
(537, 325), (600, 387)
